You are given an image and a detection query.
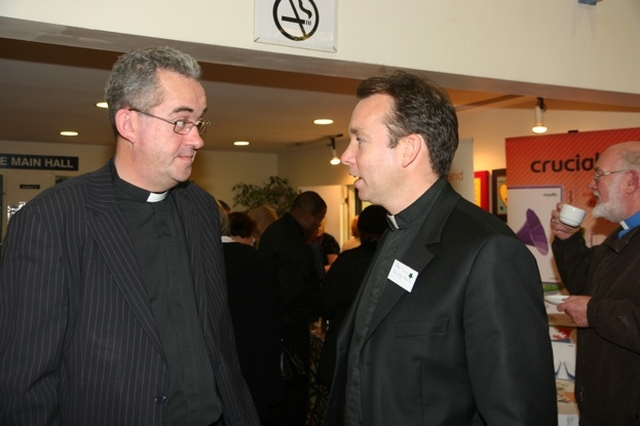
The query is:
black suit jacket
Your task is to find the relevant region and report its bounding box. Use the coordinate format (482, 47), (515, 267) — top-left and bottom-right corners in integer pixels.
(323, 181), (557, 426)
(259, 212), (321, 325)
(0, 161), (259, 425)
(222, 241), (282, 417)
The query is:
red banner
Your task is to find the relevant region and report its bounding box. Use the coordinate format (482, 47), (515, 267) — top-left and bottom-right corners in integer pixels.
(505, 127), (640, 282)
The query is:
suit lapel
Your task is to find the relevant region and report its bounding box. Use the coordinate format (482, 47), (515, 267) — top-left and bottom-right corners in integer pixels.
(86, 165), (164, 355)
(172, 187), (200, 292)
(171, 186), (216, 345)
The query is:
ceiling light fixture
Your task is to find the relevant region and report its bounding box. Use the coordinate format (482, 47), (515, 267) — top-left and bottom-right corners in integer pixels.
(314, 118), (334, 125)
(96, 101), (108, 109)
(233, 141), (250, 146)
(329, 135), (342, 165)
(60, 131), (79, 137)
(532, 97), (548, 134)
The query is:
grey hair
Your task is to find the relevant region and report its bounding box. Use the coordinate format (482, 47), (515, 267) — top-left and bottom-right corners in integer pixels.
(619, 142), (640, 170)
(104, 46), (202, 136)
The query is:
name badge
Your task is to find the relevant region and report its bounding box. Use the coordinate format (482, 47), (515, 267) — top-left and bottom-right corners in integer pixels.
(388, 259), (419, 292)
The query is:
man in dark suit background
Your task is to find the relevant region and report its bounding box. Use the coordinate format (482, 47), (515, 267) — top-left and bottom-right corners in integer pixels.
(258, 191), (327, 425)
(317, 204), (388, 390)
(0, 47), (259, 425)
(323, 71), (557, 425)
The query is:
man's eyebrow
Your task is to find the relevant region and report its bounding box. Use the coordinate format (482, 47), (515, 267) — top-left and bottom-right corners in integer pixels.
(171, 106), (208, 115)
(170, 106), (194, 114)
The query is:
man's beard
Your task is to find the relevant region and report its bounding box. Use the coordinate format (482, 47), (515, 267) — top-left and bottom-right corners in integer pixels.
(592, 188), (625, 223)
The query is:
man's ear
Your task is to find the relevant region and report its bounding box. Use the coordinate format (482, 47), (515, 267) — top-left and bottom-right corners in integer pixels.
(115, 108), (136, 143)
(626, 169), (640, 194)
(400, 134), (422, 168)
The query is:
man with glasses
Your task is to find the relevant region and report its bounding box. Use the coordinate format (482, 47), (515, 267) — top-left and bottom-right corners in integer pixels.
(550, 141), (640, 425)
(0, 47), (259, 425)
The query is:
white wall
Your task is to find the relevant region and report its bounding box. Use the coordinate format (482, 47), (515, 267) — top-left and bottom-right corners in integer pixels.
(1, 0), (638, 103)
(191, 150), (277, 210)
(278, 142), (352, 190)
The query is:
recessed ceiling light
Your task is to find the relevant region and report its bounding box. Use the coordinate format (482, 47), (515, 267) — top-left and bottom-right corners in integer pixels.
(234, 141), (250, 146)
(96, 102), (108, 109)
(60, 131), (79, 137)
(314, 118), (333, 125)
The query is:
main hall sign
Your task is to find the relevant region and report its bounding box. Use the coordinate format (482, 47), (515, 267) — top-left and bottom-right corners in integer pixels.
(0, 154), (79, 171)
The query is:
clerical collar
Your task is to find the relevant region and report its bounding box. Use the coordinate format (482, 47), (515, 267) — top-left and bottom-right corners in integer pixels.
(387, 215), (400, 230)
(111, 160), (169, 203)
(386, 179), (446, 231)
(147, 191), (168, 203)
(619, 210), (640, 238)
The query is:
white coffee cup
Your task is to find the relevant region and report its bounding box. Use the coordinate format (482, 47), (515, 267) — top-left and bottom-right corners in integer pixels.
(559, 204), (586, 227)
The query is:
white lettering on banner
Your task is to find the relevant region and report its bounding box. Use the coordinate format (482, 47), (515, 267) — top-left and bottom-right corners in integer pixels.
(11, 157), (42, 168)
(44, 158), (73, 169)
(0, 154), (78, 171)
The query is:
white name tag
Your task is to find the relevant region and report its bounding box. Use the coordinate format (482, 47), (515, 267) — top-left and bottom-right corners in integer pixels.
(387, 259), (419, 292)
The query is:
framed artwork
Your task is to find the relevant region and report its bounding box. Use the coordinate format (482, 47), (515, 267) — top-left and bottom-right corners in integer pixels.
(492, 168), (507, 221)
(474, 171), (490, 211)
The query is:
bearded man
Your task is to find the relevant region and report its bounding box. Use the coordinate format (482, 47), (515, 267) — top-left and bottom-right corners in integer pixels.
(551, 141), (640, 426)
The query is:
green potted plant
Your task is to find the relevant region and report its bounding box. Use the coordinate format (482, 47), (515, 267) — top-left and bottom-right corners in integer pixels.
(232, 176), (300, 217)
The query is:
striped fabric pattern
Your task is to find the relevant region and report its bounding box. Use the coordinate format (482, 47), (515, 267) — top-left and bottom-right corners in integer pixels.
(0, 162), (259, 425)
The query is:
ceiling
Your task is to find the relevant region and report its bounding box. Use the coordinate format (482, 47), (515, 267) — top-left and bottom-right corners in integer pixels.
(2, 37), (639, 154)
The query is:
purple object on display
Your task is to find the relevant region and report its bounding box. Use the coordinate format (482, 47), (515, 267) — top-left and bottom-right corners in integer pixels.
(516, 209), (549, 255)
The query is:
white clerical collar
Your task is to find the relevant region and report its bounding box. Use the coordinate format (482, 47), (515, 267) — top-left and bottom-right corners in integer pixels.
(387, 214), (400, 230)
(618, 210), (640, 238)
(147, 191), (168, 203)
(221, 236), (234, 243)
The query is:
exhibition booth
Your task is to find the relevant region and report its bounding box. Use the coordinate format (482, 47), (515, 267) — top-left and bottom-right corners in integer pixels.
(504, 127), (640, 424)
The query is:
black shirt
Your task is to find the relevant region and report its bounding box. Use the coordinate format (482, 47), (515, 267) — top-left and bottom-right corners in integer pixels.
(344, 179), (444, 425)
(113, 167), (222, 425)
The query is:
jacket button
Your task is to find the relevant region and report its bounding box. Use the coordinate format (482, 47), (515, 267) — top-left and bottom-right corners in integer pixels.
(154, 393), (167, 404)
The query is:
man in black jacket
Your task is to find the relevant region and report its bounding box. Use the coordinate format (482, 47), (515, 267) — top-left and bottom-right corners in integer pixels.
(323, 71), (556, 426)
(259, 191), (327, 425)
(0, 46), (258, 426)
(551, 141), (640, 425)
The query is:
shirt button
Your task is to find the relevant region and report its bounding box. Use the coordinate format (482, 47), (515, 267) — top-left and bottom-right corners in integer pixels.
(154, 393), (167, 404)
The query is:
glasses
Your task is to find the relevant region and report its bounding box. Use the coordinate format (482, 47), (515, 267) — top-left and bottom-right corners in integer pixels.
(130, 108), (211, 135)
(593, 169), (630, 183)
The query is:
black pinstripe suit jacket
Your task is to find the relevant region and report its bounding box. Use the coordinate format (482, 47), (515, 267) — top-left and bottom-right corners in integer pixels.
(0, 161), (259, 425)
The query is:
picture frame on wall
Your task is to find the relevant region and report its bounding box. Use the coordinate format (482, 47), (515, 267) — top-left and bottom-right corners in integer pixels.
(474, 171), (490, 211)
(492, 168), (507, 221)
